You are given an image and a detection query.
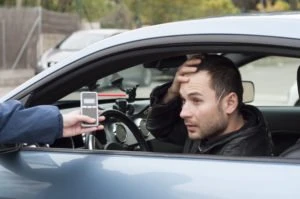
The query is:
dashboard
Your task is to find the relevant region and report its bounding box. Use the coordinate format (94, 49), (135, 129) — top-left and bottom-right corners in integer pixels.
(57, 100), (155, 150)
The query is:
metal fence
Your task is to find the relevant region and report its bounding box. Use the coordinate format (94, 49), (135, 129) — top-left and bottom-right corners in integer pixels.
(0, 7), (80, 69)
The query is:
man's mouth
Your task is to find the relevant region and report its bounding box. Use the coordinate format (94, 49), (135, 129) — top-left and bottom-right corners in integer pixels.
(185, 123), (197, 132)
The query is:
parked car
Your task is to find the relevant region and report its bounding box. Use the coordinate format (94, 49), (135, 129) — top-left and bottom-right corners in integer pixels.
(2, 12), (300, 198)
(35, 29), (153, 86)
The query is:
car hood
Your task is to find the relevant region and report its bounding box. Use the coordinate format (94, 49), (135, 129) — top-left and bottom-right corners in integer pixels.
(44, 49), (77, 64)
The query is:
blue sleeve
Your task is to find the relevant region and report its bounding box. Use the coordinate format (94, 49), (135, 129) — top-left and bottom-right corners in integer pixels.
(0, 100), (63, 144)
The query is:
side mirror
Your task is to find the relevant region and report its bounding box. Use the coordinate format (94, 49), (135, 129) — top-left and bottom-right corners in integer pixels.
(242, 81), (255, 103)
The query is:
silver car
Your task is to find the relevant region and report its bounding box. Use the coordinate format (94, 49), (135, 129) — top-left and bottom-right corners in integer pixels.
(35, 29), (153, 86)
(1, 12), (300, 198)
(35, 29), (127, 74)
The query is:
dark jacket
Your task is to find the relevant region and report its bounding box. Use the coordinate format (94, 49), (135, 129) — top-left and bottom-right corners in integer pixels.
(0, 100), (62, 144)
(146, 83), (273, 156)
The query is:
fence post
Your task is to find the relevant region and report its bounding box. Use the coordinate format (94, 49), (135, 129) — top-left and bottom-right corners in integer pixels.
(1, 19), (6, 69)
(11, 16), (40, 69)
(38, 6), (43, 62)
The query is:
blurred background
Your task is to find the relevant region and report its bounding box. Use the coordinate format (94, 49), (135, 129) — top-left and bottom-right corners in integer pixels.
(1, 0), (300, 97)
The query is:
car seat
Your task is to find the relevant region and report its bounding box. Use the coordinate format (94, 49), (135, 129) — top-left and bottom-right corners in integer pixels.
(280, 66), (300, 158)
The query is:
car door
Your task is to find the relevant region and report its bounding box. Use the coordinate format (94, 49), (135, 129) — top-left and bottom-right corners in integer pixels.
(1, 149), (300, 198)
(2, 29), (300, 198)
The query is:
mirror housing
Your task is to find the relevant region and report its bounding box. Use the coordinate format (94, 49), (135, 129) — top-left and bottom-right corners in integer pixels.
(242, 81), (255, 103)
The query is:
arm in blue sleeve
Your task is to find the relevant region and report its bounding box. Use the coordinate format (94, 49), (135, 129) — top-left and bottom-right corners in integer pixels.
(0, 100), (63, 144)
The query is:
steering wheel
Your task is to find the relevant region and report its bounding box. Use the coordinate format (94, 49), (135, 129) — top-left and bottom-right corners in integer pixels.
(87, 109), (150, 151)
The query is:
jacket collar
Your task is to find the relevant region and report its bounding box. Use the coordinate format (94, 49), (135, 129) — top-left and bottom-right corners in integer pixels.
(196, 104), (264, 153)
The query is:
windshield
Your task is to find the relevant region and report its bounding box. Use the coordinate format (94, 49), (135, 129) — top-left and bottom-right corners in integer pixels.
(60, 64), (175, 102)
(58, 32), (107, 50)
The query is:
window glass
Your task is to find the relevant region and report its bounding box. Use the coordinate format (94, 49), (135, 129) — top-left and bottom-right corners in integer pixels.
(61, 64), (173, 101)
(240, 56), (300, 106)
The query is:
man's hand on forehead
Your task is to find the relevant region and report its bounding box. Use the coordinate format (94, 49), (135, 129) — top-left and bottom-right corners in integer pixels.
(184, 58), (201, 68)
(161, 56), (202, 104)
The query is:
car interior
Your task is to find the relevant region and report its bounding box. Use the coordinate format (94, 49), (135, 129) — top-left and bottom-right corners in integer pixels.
(16, 44), (300, 159)
(277, 66), (300, 158)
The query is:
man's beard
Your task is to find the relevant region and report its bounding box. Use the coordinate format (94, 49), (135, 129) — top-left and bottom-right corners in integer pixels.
(192, 104), (227, 140)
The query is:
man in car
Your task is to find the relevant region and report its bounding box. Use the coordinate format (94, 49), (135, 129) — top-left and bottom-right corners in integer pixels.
(146, 54), (273, 156)
(0, 100), (105, 144)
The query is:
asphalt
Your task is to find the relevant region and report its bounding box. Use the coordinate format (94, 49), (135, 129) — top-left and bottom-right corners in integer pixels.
(0, 68), (34, 97)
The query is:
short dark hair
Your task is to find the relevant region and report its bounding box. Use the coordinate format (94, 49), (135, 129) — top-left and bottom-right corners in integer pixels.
(195, 55), (243, 109)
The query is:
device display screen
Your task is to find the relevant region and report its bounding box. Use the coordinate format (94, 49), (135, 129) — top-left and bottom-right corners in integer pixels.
(83, 98), (96, 105)
(81, 92), (99, 127)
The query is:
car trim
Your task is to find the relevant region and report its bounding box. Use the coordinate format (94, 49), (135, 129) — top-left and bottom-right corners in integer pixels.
(19, 146), (300, 165)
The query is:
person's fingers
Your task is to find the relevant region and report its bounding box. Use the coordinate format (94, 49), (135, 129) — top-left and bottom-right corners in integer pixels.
(96, 125), (104, 131)
(99, 116), (105, 122)
(80, 115), (105, 126)
(183, 58), (201, 67)
(80, 125), (104, 134)
(177, 75), (190, 83)
(178, 66), (197, 75)
(177, 59), (199, 74)
(78, 115), (97, 124)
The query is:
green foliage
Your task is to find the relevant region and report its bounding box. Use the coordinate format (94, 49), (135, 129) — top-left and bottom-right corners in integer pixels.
(100, 3), (134, 29)
(198, 0), (240, 17)
(257, 0), (290, 11)
(0, 0), (17, 6)
(79, 0), (115, 21)
(125, 0), (239, 25)
(0, 0), (299, 26)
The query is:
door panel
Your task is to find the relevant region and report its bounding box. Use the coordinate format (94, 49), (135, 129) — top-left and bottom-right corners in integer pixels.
(1, 149), (300, 198)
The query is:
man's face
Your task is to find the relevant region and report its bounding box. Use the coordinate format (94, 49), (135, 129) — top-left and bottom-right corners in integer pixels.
(179, 71), (228, 140)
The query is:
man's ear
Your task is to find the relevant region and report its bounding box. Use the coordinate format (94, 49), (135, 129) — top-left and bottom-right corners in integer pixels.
(223, 92), (238, 114)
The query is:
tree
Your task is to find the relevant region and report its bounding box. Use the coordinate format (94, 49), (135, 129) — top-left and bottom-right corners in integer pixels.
(100, 2), (134, 29)
(1, 0), (298, 26)
(257, 0), (290, 11)
(124, 0), (239, 25)
(287, 0), (298, 10)
(231, 0), (260, 12)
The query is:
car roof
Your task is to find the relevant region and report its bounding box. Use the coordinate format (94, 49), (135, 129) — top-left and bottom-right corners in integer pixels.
(77, 13), (300, 52)
(71, 28), (128, 36)
(51, 12), (300, 67)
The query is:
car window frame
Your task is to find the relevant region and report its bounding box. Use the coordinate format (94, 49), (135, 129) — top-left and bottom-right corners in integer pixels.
(21, 35), (300, 107)
(3, 34), (300, 161)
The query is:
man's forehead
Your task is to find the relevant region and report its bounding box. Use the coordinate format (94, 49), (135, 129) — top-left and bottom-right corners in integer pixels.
(180, 71), (214, 96)
(186, 69), (209, 79)
(185, 71), (211, 86)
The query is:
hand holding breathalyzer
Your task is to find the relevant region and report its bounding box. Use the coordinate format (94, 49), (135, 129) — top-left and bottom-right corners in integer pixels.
(62, 109), (105, 137)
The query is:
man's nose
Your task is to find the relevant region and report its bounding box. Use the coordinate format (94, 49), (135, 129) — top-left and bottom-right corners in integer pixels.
(180, 103), (192, 119)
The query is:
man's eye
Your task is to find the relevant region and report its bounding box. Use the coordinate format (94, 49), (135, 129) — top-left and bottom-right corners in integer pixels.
(192, 98), (202, 103)
(181, 99), (186, 105)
